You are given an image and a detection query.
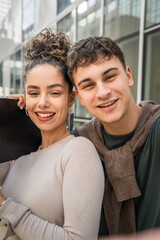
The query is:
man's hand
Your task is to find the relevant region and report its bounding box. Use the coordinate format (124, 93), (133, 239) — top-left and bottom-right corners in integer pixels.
(7, 94), (26, 110)
(99, 229), (160, 240)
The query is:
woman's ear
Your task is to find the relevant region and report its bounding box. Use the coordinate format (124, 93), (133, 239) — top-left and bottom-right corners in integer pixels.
(69, 91), (76, 108)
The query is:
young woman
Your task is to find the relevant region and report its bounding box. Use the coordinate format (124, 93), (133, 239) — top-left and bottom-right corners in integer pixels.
(0, 29), (104, 240)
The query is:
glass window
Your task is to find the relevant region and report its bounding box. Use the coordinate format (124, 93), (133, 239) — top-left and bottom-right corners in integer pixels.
(22, 47), (26, 92)
(0, 0), (12, 40)
(74, 120), (87, 128)
(34, 0), (56, 32)
(0, 63), (3, 96)
(143, 31), (160, 104)
(57, 12), (75, 42)
(145, 0), (160, 28)
(104, 0), (141, 40)
(15, 50), (22, 94)
(9, 50), (23, 95)
(57, 0), (75, 14)
(22, 0), (34, 40)
(118, 36), (139, 101)
(0, 0), (22, 62)
(0, 63), (2, 86)
(10, 54), (15, 94)
(2, 58), (10, 96)
(74, 97), (92, 119)
(12, 0), (22, 44)
(77, 0), (100, 40)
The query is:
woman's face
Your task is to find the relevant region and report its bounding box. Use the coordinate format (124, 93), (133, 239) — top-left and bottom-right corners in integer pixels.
(25, 63), (75, 134)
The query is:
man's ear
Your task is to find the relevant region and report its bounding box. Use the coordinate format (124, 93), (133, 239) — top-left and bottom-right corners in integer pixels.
(69, 91), (76, 108)
(126, 66), (134, 87)
(75, 89), (85, 106)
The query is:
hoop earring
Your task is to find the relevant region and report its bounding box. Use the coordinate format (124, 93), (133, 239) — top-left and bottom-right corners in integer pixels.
(25, 108), (29, 117)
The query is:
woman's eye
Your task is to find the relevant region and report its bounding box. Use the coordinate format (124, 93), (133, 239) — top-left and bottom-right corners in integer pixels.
(50, 91), (61, 95)
(28, 92), (39, 96)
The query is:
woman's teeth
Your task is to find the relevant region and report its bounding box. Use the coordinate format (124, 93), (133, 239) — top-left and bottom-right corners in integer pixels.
(37, 113), (55, 118)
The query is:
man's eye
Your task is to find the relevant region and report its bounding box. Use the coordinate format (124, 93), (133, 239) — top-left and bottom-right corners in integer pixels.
(105, 74), (116, 81)
(82, 83), (94, 89)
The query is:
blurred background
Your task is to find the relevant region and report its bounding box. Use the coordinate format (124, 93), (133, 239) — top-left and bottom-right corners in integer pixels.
(0, 0), (159, 128)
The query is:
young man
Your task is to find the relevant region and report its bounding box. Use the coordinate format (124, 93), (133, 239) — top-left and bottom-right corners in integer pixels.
(67, 36), (160, 237)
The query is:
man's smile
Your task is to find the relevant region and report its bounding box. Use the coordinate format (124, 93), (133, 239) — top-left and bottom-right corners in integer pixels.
(97, 99), (118, 108)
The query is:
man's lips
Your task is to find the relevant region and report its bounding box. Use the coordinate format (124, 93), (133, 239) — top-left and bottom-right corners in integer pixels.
(97, 99), (118, 108)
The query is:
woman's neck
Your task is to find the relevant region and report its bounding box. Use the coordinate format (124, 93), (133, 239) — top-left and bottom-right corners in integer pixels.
(40, 128), (70, 150)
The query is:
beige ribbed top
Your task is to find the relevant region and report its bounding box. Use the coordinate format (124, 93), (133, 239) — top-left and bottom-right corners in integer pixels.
(0, 135), (104, 240)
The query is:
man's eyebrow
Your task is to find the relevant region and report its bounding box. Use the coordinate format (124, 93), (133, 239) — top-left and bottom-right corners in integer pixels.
(27, 84), (63, 89)
(77, 78), (91, 87)
(102, 67), (119, 76)
(77, 68), (119, 87)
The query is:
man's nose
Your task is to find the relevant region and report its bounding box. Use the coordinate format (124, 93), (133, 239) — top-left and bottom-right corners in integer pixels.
(95, 82), (111, 99)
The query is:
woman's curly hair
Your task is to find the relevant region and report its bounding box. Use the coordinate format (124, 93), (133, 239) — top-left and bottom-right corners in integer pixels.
(24, 28), (73, 92)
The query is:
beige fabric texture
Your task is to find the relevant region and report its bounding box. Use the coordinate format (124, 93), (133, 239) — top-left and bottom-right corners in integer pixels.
(0, 135), (104, 240)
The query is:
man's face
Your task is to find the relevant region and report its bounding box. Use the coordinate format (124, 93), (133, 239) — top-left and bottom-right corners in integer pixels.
(73, 57), (134, 132)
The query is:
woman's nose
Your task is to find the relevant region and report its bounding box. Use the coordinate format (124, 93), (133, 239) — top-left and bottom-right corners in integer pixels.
(38, 95), (49, 108)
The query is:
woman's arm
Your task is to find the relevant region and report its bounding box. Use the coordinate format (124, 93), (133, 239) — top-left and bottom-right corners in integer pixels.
(0, 162), (10, 186)
(0, 137), (104, 240)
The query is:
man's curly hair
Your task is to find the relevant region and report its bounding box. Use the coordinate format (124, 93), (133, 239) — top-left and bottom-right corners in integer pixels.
(67, 36), (126, 83)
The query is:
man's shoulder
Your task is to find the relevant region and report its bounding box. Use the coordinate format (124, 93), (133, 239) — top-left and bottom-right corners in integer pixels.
(144, 117), (160, 151)
(71, 118), (101, 138)
(71, 128), (80, 137)
(150, 117), (160, 138)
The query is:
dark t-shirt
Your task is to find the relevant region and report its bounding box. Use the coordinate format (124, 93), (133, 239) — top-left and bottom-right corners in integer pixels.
(134, 117), (160, 231)
(72, 117), (160, 235)
(103, 117), (160, 233)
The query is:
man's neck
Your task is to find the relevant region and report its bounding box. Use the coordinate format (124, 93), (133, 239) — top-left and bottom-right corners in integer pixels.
(102, 104), (142, 136)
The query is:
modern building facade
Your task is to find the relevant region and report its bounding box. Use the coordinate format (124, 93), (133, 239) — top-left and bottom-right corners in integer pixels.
(0, 0), (160, 128)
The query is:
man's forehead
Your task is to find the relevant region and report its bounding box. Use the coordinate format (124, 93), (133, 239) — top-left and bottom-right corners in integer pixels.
(74, 57), (120, 74)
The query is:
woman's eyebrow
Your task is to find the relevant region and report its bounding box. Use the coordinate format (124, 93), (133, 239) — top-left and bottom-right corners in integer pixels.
(27, 85), (39, 89)
(47, 84), (63, 89)
(27, 84), (63, 89)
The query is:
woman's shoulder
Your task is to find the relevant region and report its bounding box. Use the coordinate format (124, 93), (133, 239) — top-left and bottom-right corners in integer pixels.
(11, 148), (39, 168)
(61, 135), (104, 185)
(62, 135), (101, 167)
(66, 135), (97, 151)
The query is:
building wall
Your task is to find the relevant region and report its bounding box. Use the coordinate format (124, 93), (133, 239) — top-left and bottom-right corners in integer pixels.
(0, 0), (160, 128)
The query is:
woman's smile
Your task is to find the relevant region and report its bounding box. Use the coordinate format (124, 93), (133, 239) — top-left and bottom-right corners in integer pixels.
(36, 111), (56, 121)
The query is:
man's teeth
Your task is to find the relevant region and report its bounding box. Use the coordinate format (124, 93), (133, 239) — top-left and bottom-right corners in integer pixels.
(37, 113), (55, 118)
(99, 100), (116, 108)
